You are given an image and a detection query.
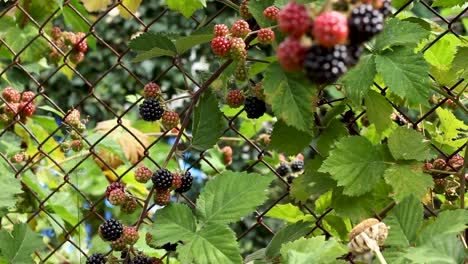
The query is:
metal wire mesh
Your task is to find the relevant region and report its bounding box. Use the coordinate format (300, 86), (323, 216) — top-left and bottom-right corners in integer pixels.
(0, 0), (466, 263)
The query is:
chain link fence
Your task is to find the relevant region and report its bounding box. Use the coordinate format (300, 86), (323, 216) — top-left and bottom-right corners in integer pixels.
(0, 0), (467, 263)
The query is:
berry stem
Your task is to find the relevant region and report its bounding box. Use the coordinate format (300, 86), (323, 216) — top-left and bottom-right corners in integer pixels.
(215, 0), (239, 10)
(428, 169), (458, 175)
(459, 145), (467, 209)
(164, 94), (192, 104)
(248, 25), (278, 36)
(135, 187), (155, 230)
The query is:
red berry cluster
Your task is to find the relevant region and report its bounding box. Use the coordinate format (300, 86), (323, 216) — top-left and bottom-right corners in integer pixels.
(105, 182), (139, 214)
(0, 87), (37, 123)
(60, 109), (88, 153)
(423, 155), (465, 201)
(49, 27), (88, 65)
(276, 1), (391, 84)
(140, 82), (180, 129)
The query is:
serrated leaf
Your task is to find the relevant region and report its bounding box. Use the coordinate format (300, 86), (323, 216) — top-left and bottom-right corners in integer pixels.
(280, 236), (348, 264)
(264, 62), (315, 133)
(191, 90), (224, 150)
(129, 32), (177, 60)
(331, 189), (374, 222)
(434, 108), (468, 149)
(270, 120), (313, 155)
(316, 118), (348, 156)
(375, 47), (430, 105)
(0, 223), (43, 264)
(384, 164), (433, 202)
(388, 127), (434, 161)
(118, 0), (142, 19)
(432, 0), (465, 7)
(417, 209), (468, 245)
(423, 37), (457, 71)
(150, 203), (197, 246)
(374, 19), (429, 51)
(175, 26), (213, 54)
(364, 90), (393, 134)
(452, 46), (468, 79)
(0, 174), (22, 213)
(165, 0), (206, 18)
(196, 171), (273, 225)
(265, 221), (312, 258)
(384, 195), (423, 247)
(319, 136), (386, 196)
(405, 235), (465, 264)
(265, 204), (314, 223)
(340, 54), (376, 105)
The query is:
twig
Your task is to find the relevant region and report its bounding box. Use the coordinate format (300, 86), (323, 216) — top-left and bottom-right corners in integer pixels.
(361, 232), (388, 264)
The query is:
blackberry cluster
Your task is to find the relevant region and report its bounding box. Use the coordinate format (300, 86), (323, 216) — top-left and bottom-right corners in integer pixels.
(175, 171), (194, 193)
(152, 168), (173, 189)
(139, 98), (164, 121)
(348, 4), (384, 44)
(304, 45), (349, 84)
(99, 218), (123, 241)
(130, 255), (152, 264)
(244, 96), (267, 119)
(86, 253), (106, 264)
(291, 160), (304, 172)
(276, 163), (290, 177)
(380, 0), (393, 17)
(346, 44), (364, 67)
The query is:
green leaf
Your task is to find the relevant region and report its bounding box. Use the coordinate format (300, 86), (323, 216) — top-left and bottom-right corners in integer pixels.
(191, 90), (224, 150)
(165, 0), (206, 18)
(196, 171), (273, 225)
(452, 46), (468, 79)
(384, 164), (433, 202)
(178, 224), (241, 264)
(265, 221), (312, 258)
(316, 118), (348, 156)
(341, 54), (376, 105)
(264, 63), (316, 133)
(388, 127), (434, 161)
(423, 37), (457, 71)
(129, 32), (177, 61)
(432, 0), (465, 7)
(280, 236), (348, 264)
(417, 209), (468, 245)
(150, 203), (197, 246)
(63, 0), (90, 32)
(331, 189), (374, 222)
(364, 90), (393, 134)
(374, 19), (429, 51)
(0, 175), (22, 213)
(87, 134), (127, 164)
(384, 195), (423, 247)
(248, 0), (276, 27)
(0, 223), (43, 264)
(265, 204), (314, 223)
(270, 120), (313, 155)
(319, 136), (386, 196)
(405, 236), (465, 264)
(175, 26), (213, 54)
(434, 108), (468, 149)
(375, 47), (430, 105)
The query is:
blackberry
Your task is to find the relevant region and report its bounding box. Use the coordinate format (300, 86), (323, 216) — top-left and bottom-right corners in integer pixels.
(151, 168), (173, 189)
(175, 171), (194, 193)
(86, 253), (106, 264)
(380, 0), (392, 17)
(244, 97), (266, 119)
(291, 160), (304, 172)
(106, 182), (125, 199)
(276, 163), (290, 177)
(99, 218), (123, 241)
(346, 44), (364, 67)
(349, 4), (384, 44)
(130, 255), (151, 264)
(139, 98), (164, 121)
(304, 45), (348, 84)
(287, 176), (296, 184)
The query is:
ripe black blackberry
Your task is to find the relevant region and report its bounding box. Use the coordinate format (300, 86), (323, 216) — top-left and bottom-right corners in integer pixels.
(304, 45), (348, 84)
(86, 253), (106, 264)
(346, 44), (364, 67)
(151, 168), (173, 189)
(291, 160), (304, 172)
(244, 96), (266, 119)
(130, 255), (151, 264)
(348, 4), (384, 44)
(139, 98), (164, 121)
(175, 171), (194, 193)
(276, 163), (290, 177)
(99, 218), (123, 241)
(380, 0), (392, 18)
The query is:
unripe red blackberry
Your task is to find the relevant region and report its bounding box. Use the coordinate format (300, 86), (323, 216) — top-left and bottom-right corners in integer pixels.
(5, 103), (19, 117)
(70, 51), (84, 64)
(134, 166), (153, 183)
(106, 182), (125, 199)
(49, 50), (61, 64)
(244, 96), (266, 119)
(2, 87), (21, 103)
(175, 171), (194, 193)
(86, 253), (106, 264)
(121, 196), (138, 214)
(11, 153), (25, 163)
(226, 90), (245, 108)
(62, 31), (77, 46)
(422, 162), (434, 173)
(154, 188), (171, 206)
(64, 109), (81, 127)
(75, 32), (88, 53)
(230, 37), (246, 56)
(211, 36), (231, 57)
(18, 102), (36, 117)
(433, 158), (446, 170)
(21, 91), (35, 103)
(139, 98), (164, 121)
(122, 226), (139, 245)
(221, 146), (233, 165)
(99, 218), (123, 241)
(152, 168), (173, 189)
(110, 237), (126, 251)
(263, 6), (280, 21)
(278, 2), (310, 38)
(143, 82), (161, 99)
(51, 27), (62, 40)
(313, 11), (349, 48)
(240, 0), (252, 19)
(231, 48), (247, 62)
(254, 82), (265, 100)
(257, 28), (275, 44)
(70, 139), (83, 151)
(161, 110), (179, 129)
(108, 189), (126, 205)
(172, 173), (182, 189)
(448, 155), (463, 170)
(277, 37), (306, 72)
(433, 178), (446, 194)
(231, 20), (251, 38)
(214, 24), (230, 36)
